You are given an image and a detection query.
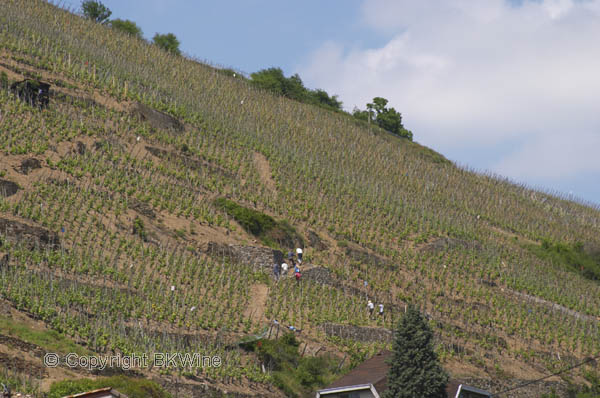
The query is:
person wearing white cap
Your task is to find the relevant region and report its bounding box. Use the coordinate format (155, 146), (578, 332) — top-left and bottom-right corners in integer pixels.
(296, 247), (303, 263)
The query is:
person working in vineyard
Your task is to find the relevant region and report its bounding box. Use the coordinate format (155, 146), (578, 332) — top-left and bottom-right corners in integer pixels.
(367, 300), (374, 318)
(295, 265), (302, 285)
(273, 263), (281, 281)
(296, 247), (303, 263)
(379, 303), (384, 318)
(1, 383), (11, 398)
(281, 261), (289, 277)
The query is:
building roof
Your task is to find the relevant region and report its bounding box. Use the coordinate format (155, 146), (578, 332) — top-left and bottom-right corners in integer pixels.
(320, 351), (491, 398)
(325, 350), (392, 393)
(63, 387), (129, 398)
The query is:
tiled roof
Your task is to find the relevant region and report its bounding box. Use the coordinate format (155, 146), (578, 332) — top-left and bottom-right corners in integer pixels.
(326, 350), (392, 391)
(322, 351), (487, 398)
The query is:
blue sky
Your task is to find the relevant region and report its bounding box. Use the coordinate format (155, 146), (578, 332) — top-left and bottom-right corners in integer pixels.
(79, 0), (600, 206)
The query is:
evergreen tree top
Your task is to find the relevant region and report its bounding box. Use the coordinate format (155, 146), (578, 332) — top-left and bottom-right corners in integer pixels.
(383, 305), (449, 398)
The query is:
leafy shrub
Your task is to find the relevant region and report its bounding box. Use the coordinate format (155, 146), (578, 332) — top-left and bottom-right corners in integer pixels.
(0, 71), (8, 89)
(353, 97), (413, 140)
(531, 239), (600, 281)
(153, 33), (181, 55)
(249, 333), (339, 397)
(565, 371), (600, 398)
(297, 356), (331, 387)
(132, 216), (146, 240)
(48, 376), (171, 398)
(80, 0), (111, 24)
(250, 68), (342, 112)
(257, 332), (300, 371)
(214, 198), (303, 248)
(110, 19), (143, 39)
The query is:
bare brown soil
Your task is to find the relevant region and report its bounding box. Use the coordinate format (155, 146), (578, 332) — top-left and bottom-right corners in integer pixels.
(244, 284), (269, 324)
(253, 152), (276, 193)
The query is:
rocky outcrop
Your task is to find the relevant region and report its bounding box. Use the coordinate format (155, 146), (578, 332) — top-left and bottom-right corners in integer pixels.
(303, 267), (334, 284)
(205, 242), (283, 269)
(321, 323), (392, 343)
(129, 198), (156, 219)
(10, 79), (50, 108)
(308, 229), (327, 251)
(345, 246), (392, 269)
(145, 145), (233, 178)
(132, 101), (184, 132)
(0, 218), (60, 249)
(18, 158), (41, 174)
(459, 377), (568, 398)
(0, 179), (19, 197)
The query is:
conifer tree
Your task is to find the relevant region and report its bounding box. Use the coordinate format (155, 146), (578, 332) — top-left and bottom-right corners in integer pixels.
(384, 305), (449, 398)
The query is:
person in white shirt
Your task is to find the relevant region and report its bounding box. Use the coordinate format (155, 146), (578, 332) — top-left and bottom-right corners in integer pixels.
(367, 300), (374, 318)
(296, 247), (303, 263)
(379, 303), (384, 317)
(281, 262), (289, 276)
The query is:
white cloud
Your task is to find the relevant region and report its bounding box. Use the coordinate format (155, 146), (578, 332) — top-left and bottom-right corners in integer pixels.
(495, 131), (600, 180)
(297, 0), (600, 187)
(542, 0), (574, 19)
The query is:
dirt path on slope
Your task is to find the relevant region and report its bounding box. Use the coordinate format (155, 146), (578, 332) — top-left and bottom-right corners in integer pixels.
(245, 283), (269, 324)
(253, 152), (276, 193)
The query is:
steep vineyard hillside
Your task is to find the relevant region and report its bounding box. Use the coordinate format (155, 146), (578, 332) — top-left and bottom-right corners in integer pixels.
(1, 1), (600, 397)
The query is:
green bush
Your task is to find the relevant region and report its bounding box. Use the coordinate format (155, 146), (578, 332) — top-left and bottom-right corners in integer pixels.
(215, 197), (275, 236)
(48, 376), (171, 398)
(250, 68), (342, 112)
(0, 71), (8, 89)
(133, 216), (146, 240)
(297, 356), (331, 387)
(353, 97), (413, 140)
(153, 33), (181, 56)
(214, 198), (303, 248)
(249, 333), (339, 397)
(566, 371), (600, 398)
(257, 332), (300, 371)
(81, 0), (111, 24)
(530, 239), (600, 281)
(110, 19), (143, 39)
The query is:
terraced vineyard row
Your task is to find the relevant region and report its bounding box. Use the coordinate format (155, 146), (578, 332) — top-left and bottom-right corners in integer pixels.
(0, 0), (599, 395)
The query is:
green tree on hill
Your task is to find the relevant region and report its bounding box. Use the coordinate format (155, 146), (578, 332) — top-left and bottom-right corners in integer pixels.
(310, 89), (343, 111)
(250, 68), (343, 111)
(110, 19), (143, 39)
(81, 0), (111, 24)
(384, 305), (449, 398)
(153, 33), (181, 55)
(251, 67), (307, 102)
(353, 97), (413, 140)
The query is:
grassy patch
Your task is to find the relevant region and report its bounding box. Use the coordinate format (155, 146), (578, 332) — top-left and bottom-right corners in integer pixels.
(528, 240), (600, 281)
(245, 333), (340, 398)
(48, 376), (171, 398)
(214, 198), (303, 249)
(0, 315), (91, 355)
(564, 370), (600, 398)
(0, 368), (40, 396)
